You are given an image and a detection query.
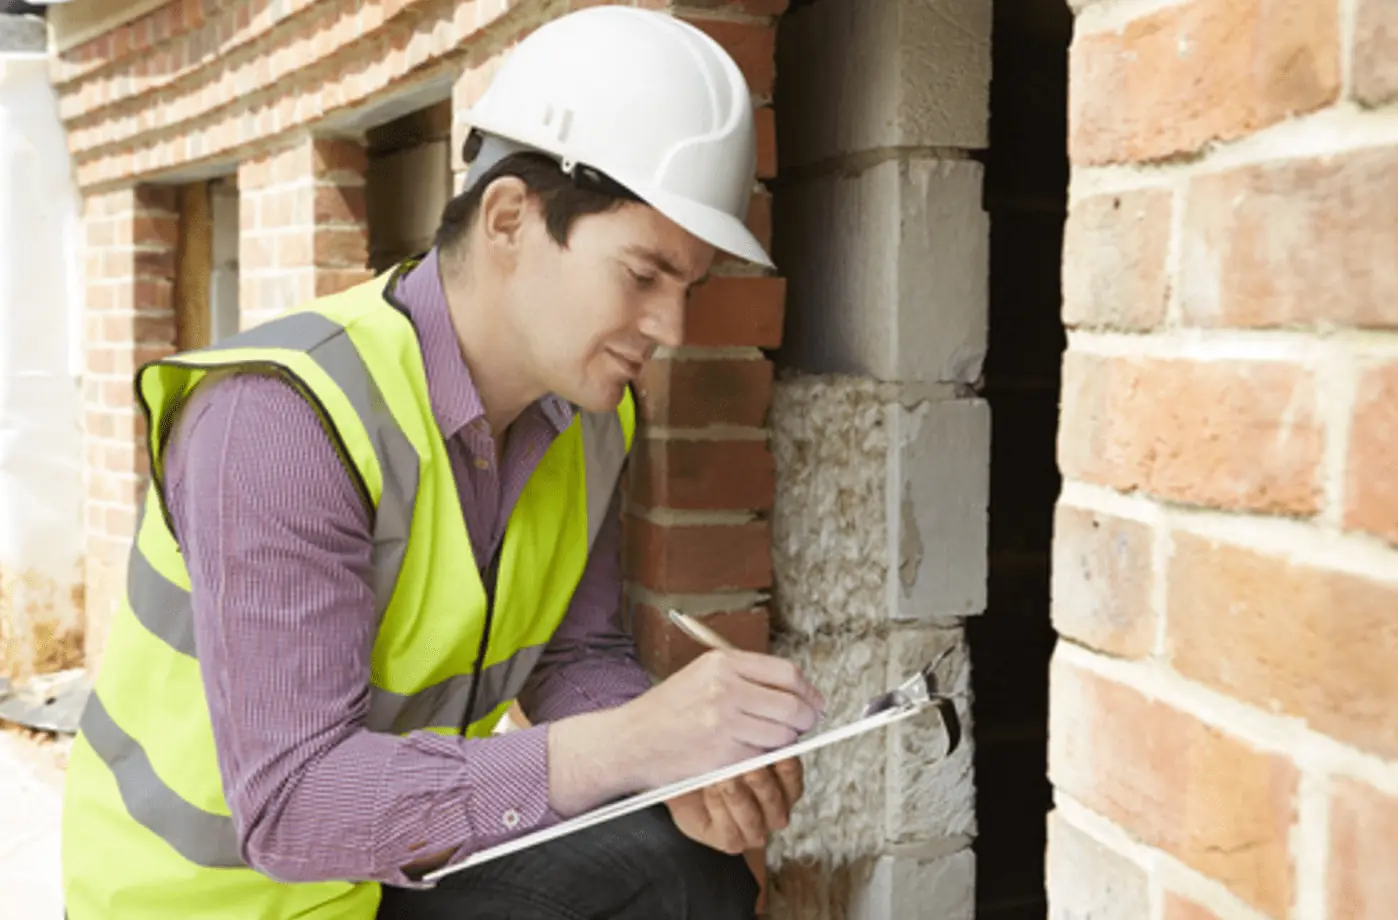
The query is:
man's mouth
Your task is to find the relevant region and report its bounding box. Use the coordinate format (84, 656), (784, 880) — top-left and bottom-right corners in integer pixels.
(608, 349), (645, 378)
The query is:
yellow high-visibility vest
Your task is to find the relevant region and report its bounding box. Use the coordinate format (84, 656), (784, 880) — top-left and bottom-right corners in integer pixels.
(60, 262), (635, 919)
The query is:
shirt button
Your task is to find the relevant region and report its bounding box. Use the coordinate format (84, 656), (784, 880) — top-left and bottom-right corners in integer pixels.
(474, 457), (491, 470)
(502, 809), (521, 830)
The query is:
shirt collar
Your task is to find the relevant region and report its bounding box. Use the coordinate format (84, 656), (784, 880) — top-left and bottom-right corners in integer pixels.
(389, 249), (575, 440)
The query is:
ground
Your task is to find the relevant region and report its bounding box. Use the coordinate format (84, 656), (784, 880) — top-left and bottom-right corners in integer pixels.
(0, 725), (68, 919)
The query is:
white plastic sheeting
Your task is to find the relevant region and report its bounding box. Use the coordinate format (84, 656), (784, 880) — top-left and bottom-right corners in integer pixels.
(0, 47), (85, 677)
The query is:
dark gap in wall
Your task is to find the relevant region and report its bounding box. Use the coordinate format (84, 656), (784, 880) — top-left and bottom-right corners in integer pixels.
(972, 0), (1071, 915)
(364, 100), (453, 274)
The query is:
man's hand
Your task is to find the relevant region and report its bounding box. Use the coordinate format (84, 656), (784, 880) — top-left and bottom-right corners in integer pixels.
(619, 649), (824, 787)
(547, 649), (822, 818)
(665, 758), (805, 854)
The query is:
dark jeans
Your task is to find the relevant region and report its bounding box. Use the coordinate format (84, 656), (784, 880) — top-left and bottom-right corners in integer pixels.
(375, 805), (759, 920)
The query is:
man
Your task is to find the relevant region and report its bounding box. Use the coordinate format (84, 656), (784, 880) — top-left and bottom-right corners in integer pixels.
(60, 7), (825, 919)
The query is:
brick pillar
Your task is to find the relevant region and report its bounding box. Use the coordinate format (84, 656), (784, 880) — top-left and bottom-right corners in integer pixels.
(1050, 1), (1398, 919)
(238, 136), (371, 331)
(81, 186), (180, 669)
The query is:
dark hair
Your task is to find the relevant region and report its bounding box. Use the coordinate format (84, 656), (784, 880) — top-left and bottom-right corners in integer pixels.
(434, 149), (640, 255)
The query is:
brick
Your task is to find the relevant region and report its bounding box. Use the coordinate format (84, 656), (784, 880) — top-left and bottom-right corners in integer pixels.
(684, 18), (774, 98)
(132, 214), (179, 248)
(754, 106), (776, 179)
(315, 268), (374, 297)
(314, 228), (369, 268)
(636, 358), (772, 429)
(674, 0), (789, 14)
(1354, 0), (1398, 107)
(1046, 811), (1149, 920)
(313, 185), (368, 226)
(1050, 504), (1155, 658)
(1180, 146), (1398, 329)
(1058, 354), (1323, 515)
(629, 437), (774, 511)
(1062, 189), (1171, 331)
(631, 604), (769, 677)
(625, 516), (771, 592)
(1049, 657), (1297, 916)
(1163, 893), (1223, 920)
(312, 138), (368, 181)
(1069, 0), (1341, 164)
(1167, 532), (1398, 759)
(133, 312), (178, 345)
(684, 276), (784, 348)
(1345, 361), (1398, 546)
(1329, 778), (1398, 920)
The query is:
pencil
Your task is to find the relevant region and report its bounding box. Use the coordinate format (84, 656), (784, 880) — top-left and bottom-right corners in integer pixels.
(666, 608), (736, 651)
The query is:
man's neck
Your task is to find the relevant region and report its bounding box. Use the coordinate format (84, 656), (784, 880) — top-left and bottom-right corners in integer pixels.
(435, 252), (542, 440)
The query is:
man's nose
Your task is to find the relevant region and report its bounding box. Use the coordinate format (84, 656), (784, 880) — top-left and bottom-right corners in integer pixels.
(640, 294), (685, 350)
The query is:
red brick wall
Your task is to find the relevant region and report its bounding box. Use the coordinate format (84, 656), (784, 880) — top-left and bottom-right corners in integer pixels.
(80, 186), (179, 666)
(1051, 1), (1398, 918)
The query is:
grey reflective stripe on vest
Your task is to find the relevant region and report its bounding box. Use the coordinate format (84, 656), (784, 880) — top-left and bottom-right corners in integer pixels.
(365, 642), (548, 733)
(80, 691), (244, 868)
(203, 312), (421, 619)
(579, 409), (627, 551)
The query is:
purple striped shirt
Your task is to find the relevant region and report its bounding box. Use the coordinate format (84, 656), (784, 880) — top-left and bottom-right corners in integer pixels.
(161, 249), (653, 886)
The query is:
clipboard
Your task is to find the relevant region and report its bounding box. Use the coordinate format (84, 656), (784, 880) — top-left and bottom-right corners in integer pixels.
(422, 669), (960, 884)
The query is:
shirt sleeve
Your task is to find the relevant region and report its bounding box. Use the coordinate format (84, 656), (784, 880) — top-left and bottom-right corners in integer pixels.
(163, 372), (561, 887)
(516, 485), (655, 725)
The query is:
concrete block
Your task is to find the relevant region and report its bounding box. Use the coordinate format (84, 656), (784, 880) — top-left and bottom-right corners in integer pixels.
(777, 0), (991, 165)
(771, 376), (989, 635)
(888, 395), (990, 622)
(1046, 810), (1150, 920)
(774, 158), (988, 385)
(848, 849), (976, 920)
(885, 627), (976, 843)
(766, 626), (973, 866)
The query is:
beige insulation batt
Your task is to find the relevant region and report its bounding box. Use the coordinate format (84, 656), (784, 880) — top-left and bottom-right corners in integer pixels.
(766, 374), (977, 919)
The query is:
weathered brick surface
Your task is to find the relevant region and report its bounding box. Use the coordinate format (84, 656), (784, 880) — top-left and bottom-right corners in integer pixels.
(625, 516), (772, 593)
(631, 604), (770, 678)
(1345, 361), (1398, 547)
(629, 438), (775, 512)
(1058, 354), (1323, 515)
(1069, 0), (1341, 164)
(684, 276), (785, 348)
(1050, 504), (1155, 658)
(1168, 532), (1398, 759)
(1354, 0), (1398, 107)
(636, 358), (773, 429)
(1062, 189), (1172, 331)
(1163, 893), (1223, 920)
(1045, 811), (1149, 920)
(1050, 658), (1297, 916)
(1180, 146), (1398, 329)
(1329, 778), (1398, 920)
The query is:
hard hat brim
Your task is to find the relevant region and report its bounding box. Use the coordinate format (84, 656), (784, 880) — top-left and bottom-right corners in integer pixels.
(628, 180), (776, 271)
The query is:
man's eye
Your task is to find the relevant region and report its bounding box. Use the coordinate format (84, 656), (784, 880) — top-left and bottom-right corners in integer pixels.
(628, 268), (658, 288)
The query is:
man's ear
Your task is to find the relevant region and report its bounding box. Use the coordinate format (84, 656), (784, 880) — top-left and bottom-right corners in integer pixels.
(477, 176), (530, 263)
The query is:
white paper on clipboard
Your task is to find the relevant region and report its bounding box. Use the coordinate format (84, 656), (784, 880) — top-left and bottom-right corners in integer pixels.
(422, 699), (942, 884)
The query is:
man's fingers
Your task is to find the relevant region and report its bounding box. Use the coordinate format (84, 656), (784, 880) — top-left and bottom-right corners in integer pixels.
(772, 757), (804, 806)
(740, 767), (790, 832)
(717, 780), (768, 850)
(727, 651), (826, 715)
(735, 682), (820, 737)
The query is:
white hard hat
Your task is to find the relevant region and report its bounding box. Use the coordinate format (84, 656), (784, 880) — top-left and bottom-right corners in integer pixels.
(460, 6), (773, 269)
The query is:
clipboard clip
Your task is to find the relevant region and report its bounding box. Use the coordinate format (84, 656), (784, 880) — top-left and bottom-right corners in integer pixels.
(858, 647), (962, 757)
